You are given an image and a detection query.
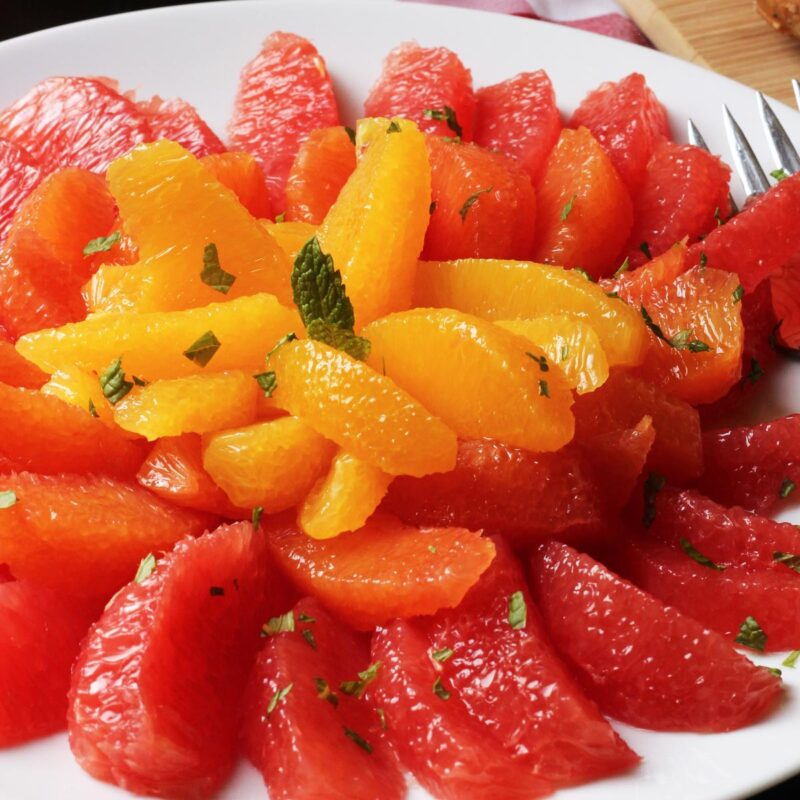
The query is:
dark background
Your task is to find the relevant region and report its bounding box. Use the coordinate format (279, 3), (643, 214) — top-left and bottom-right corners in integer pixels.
(1, 3), (798, 799)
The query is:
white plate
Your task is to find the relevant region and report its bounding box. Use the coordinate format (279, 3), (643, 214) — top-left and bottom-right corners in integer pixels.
(0, 1), (799, 799)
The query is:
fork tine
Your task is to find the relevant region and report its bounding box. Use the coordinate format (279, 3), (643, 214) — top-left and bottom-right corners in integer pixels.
(687, 119), (739, 214)
(757, 92), (800, 176)
(793, 79), (800, 111)
(722, 105), (770, 197)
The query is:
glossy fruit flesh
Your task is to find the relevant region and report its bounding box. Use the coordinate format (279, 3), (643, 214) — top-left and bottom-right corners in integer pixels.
(17, 293), (300, 381)
(646, 487), (800, 571)
(0, 581), (98, 746)
(613, 537), (800, 652)
(632, 266), (744, 405)
(285, 126), (356, 224)
(625, 141), (731, 266)
(114, 371), (259, 441)
(242, 598), (405, 800)
(568, 73), (669, 193)
(137, 434), (246, 518)
(364, 308), (574, 453)
(0, 138), (41, 244)
(415, 258), (649, 368)
(0, 336), (46, 388)
(364, 42), (476, 141)
(474, 70), (561, 182)
(68, 522), (279, 798)
(42, 365), (120, 431)
(532, 541), (782, 730)
(698, 413), (800, 514)
(0, 384), (145, 478)
(371, 619), (551, 800)
(421, 539), (638, 784)
(771, 256), (800, 349)
(269, 338), (457, 477)
(572, 369), (703, 482)
(686, 172), (800, 292)
(532, 127), (633, 278)
(202, 416), (336, 511)
(496, 316), (609, 394)
(137, 95), (225, 158)
(0, 77), (150, 174)
(261, 220), (318, 261)
(383, 423), (652, 547)
(265, 512), (495, 630)
(88, 140), (292, 313)
(317, 117), (430, 327)
(299, 450), (393, 539)
(423, 136), (537, 261)
(201, 151), (272, 219)
(228, 32), (340, 210)
(0, 471), (212, 601)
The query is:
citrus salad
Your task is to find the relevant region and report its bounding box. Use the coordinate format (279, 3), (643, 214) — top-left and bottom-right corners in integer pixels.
(0, 29), (799, 800)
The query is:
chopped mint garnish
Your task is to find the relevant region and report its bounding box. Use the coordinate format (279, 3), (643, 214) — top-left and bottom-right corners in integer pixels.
(261, 611), (295, 638)
(0, 490), (17, 510)
(538, 379), (550, 398)
(340, 662), (381, 699)
(376, 708), (387, 730)
(459, 186), (493, 221)
(252, 506), (264, 530)
(83, 230), (121, 256)
(432, 647), (454, 663)
(433, 677), (451, 701)
(639, 241), (652, 260)
(714, 207), (724, 226)
(526, 352), (549, 372)
(291, 237), (370, 360)
(88, 399), (99, 418)
(302, 628), (317, 650)
(782, 650), (800, 668)
(779, 478), (796, 499)
(315, 677), (339, 707)
(275, 212), (286, 223)
(680, 538), (725, 571)
(200, 242), (236, 294)
(182, 330), (221, 367)
(643, 471), (666, 528)
(134, 553), (156, 584)
(99, 357), (133, 405)
(132, 375), (148, 387)
(732, 284), (744, 303)
(343, 727), (372, 753)
(735, 616), (767, 651)
(669, 329), (711, 352)
(209, 586), (225, 597)
(267, 332), (297, 360)
(699, 252), (708, 268)
(771, 167), (789, 182)
(386, 120), (401, 133)
(742, 358), (764, 386)
(773, 551), (800, 574)
(428, 544), (438, 554)
(614, 256), (630, 278)
(254, 371), (278, 398)
(766, 667), (782, 678)
(429, 201), (437, 215)
(298, 613), (316, 623)
(267, 683), (293, 716)
(560, 194), (577, 221)
(423, 105), (463, 138)
(508, 590), (527, 630)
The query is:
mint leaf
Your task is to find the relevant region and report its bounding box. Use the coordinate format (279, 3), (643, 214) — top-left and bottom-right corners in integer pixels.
(773, 551), (800, 574)
(643, 471), (666, 528)
(714, 207), (724, 226)
(742, 358), (764, 386)
(669, 329), (711, 352)
(275, 212), (286, 223)
(200, 242), (236, 294)
(779, 478), (796, 499)
(560, 194), (576, 221)
(315, 677), (339, 707)
(209, 586), (224, 597)
(508, 591), (527, 630)
(183, 331), (220, 367)
(732, 284), (744, 303)
(292, 237), (355, 323)
(782, 650), (800, 668)
(526, 352), (549, 372)
(343, 727), (372, 753)
(376, 708), (387, 730)
(0, 490), (17, 510)
(766, 666), (782, 678)
(538, 378), (550, 398)
(614, 256), (630, 278)
(83, 231), (121, 256)
(340, 662), (381, 699)
(699, 252), (708, 268)
(433, 676), (451, 701)
(306, 318), (371, 360)
(261, 611), (295, 637)
(386, 120), (401, 133)
(640, 306), (668, 343)
(302, 628), (317, 650)
(639, 241), (652, 260)
(422, 105), (463, 138)
(252, 506), (264, 530)
(134, 553), (156, 584)
(432, 647), (454, 663)
(298, 612), (316, 623)
(267, 683), (293, 716)
(99, 357), (133, 405)
(771, 167), (789, 182)
(680, 538), (725, 571)
(88, 399), (99, 418)
(459, 187), (493, 221)
(254, 371), (277, 397)
(573, 267), (595, 282)
(735, 616), (767, 651)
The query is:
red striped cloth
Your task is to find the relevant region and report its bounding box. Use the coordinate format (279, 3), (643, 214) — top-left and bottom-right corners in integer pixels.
(401, 0), (651, 46)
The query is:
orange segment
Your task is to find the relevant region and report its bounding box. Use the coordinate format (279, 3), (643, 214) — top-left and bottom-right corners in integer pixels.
(200, 150), (272, 219)
(415, 258), (649, 368)
(532, 127), (633, 278)
(261, 220), (318, 261)
(113, 371), (258, 441)
(364, 308), (574, 452)
(317, 118), (430, 327)
(42, 365), (118, 430)
(16, 293), (299, 380)
(202, 416), (336, 511)
(270, 338), (457, 477)
(86, 140), (292, 313)
(298, 450), (393, 540)
(496, 316), (609, 394)
(266, 512), (496, 630)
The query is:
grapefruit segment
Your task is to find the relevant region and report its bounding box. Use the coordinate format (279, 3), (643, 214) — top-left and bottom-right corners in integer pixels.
(0, 335), (46, 388)
(265, 512), (495, 630)
(532, 541), (782, 730)
(0, 138), (41, 243)
(137, 95), (225, 158)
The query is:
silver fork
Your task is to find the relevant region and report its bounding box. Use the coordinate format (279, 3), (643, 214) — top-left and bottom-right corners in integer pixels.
(686, 81), (800, 210)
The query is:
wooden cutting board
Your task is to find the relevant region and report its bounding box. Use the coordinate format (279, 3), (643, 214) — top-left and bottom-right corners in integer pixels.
(616, 0), (800, 106)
